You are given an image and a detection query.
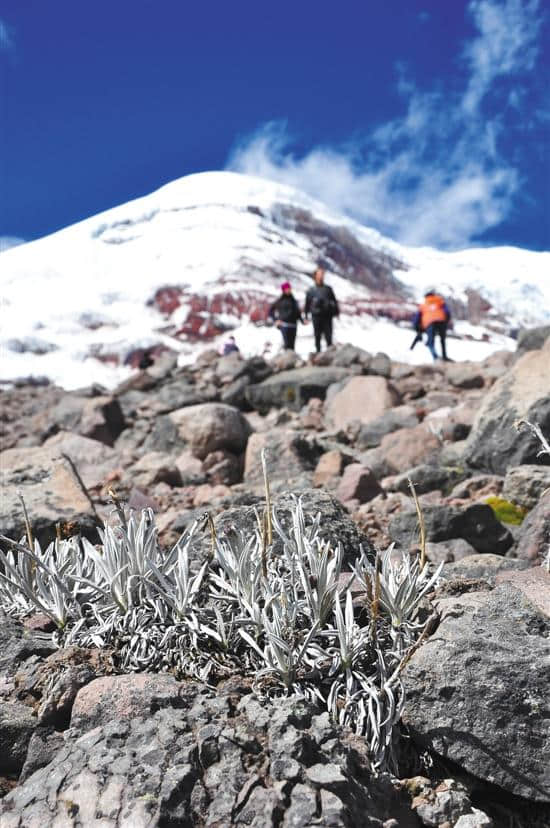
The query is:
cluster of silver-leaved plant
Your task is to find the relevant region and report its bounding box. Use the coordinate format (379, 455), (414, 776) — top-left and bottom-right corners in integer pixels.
(0, 496), (440, 771)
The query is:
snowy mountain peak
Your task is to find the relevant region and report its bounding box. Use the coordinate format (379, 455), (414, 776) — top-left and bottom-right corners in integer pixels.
(1, 171), (549, 389)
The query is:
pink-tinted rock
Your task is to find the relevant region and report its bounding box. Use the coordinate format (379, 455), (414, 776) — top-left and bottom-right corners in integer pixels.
(324, 376), (400, 431)
(336, 464), (383, 505)
(70, 674), (183, 731)
(174, 449), (205, 483)
(313, 450), (345, 488)
(192, 483), (231, 508)
(377, 423), (442, 475)
(130, 451), (183, 488)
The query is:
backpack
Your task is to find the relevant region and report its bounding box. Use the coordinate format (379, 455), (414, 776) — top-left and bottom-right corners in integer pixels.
(310, 286), (336, 317)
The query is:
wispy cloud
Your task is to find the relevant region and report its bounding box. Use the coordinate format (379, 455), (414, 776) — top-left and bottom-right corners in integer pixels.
(227, 0), (544, 249)
(0, 18), (15, 55)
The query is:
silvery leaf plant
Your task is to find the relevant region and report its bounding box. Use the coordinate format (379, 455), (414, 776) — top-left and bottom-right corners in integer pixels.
(0, 494), (440, 772)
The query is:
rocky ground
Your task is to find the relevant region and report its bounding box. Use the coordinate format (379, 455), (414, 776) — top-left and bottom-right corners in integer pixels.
(1, 327), (549, 826)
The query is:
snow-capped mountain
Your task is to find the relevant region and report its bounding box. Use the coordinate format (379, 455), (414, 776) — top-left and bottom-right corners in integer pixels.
(1, 171), (549, 389)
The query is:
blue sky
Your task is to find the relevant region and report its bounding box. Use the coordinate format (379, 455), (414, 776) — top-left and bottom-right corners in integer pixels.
(1, 0), (548, 251)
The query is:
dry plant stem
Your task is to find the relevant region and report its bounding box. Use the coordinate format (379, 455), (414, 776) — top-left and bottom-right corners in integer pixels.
(62, 453), (101, 523)
(260, 448), (272, 578)
(514, 419), (550, 457)
(107, 487), (127, 529)
(18, 492), (34, 551)
(370, 554), (381, 644)
(204, 512), (217, 559)
(408, 478), (426, 571)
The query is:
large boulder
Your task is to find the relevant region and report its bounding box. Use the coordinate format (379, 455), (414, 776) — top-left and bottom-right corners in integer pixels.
(403, 574), (550, 802)
(463, 339), (550, 474)
(48, 394), (125, 446)
(245, 366), (349, 413)
(0, 439), (107, 545)
(372, 424), (442, 476)
(244, 429), (325, 490)
(389, 504), (514, 555)
(203, 488), (375, 569)
(324, 375), (400, 431)
(169, 403), (252, 460)
(0, 693), (416, 827)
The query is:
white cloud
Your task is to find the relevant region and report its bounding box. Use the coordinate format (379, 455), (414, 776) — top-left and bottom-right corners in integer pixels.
(227, 0), (544, 249)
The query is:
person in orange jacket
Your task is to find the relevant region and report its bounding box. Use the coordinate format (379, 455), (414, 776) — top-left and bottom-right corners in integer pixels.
(413, 290), (451, 360)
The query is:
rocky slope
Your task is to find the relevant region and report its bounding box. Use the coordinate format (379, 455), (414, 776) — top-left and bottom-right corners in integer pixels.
(1, 328), (549, 826)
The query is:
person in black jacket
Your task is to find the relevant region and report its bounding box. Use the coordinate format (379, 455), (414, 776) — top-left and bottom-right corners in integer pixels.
(304, 267), (339, 352)
(268, 282), (304, 350)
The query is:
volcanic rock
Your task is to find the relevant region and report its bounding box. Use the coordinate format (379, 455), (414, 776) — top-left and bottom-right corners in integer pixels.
(463, 339), (550, 474)
(403, 577), (550, 802)
(169, 402), (252, 460)
(389, 504), (514, 555)
(324, 375), (400, 431)
(502, 464), (550, 510)
(246, 366), (350, 413)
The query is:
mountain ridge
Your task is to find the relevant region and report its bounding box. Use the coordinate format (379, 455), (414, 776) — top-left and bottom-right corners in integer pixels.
(2, 171), (549, 389)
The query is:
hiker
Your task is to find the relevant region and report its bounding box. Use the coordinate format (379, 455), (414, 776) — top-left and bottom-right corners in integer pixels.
(138, 351), (154, 370)
(221, 335), (240, 356)
(268, 282), (304, 350)
(304, 267), (339, 353)
(413, 289), (451, 360)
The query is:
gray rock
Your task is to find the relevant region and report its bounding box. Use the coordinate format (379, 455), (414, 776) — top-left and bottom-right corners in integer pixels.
(425, 538), (478, 564)
(463, 340), (550, 474)
(141, 413), (184, 454)
(19, 728), (65, 782)
(386, 464), (468, 496)
(0, 691), (418, 826)
(216, 488), (374, 569)
(389, 504), (514, 555)
(444, 362), (486, 390)
(355, 406), (420, 450)
(48, 394), (125, 446)
(246, 366), (349, 413)
(403, 579), (550, 801)
(443, 553), (529, 584)
(220, 374), (252, 410)
(129, 451), (183, 489)
(516, 325), (550, 355)
(514, 490), (550, 564)
(0, 616), (57, 682)
(502, 464), (550, 510)
(0, 701), (37, 774)
(368, 352), (392, 378)
(0, 442), (101, 546)
(412, 778), (492, 828)
(330, 343), (372, 368)
(244, 428), (325, 490)
(170, 402), (252, 460)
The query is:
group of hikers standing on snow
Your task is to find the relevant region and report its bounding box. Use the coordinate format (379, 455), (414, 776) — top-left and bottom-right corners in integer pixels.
(268, 266), (339, 353)
(266, 265), (451, 360)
